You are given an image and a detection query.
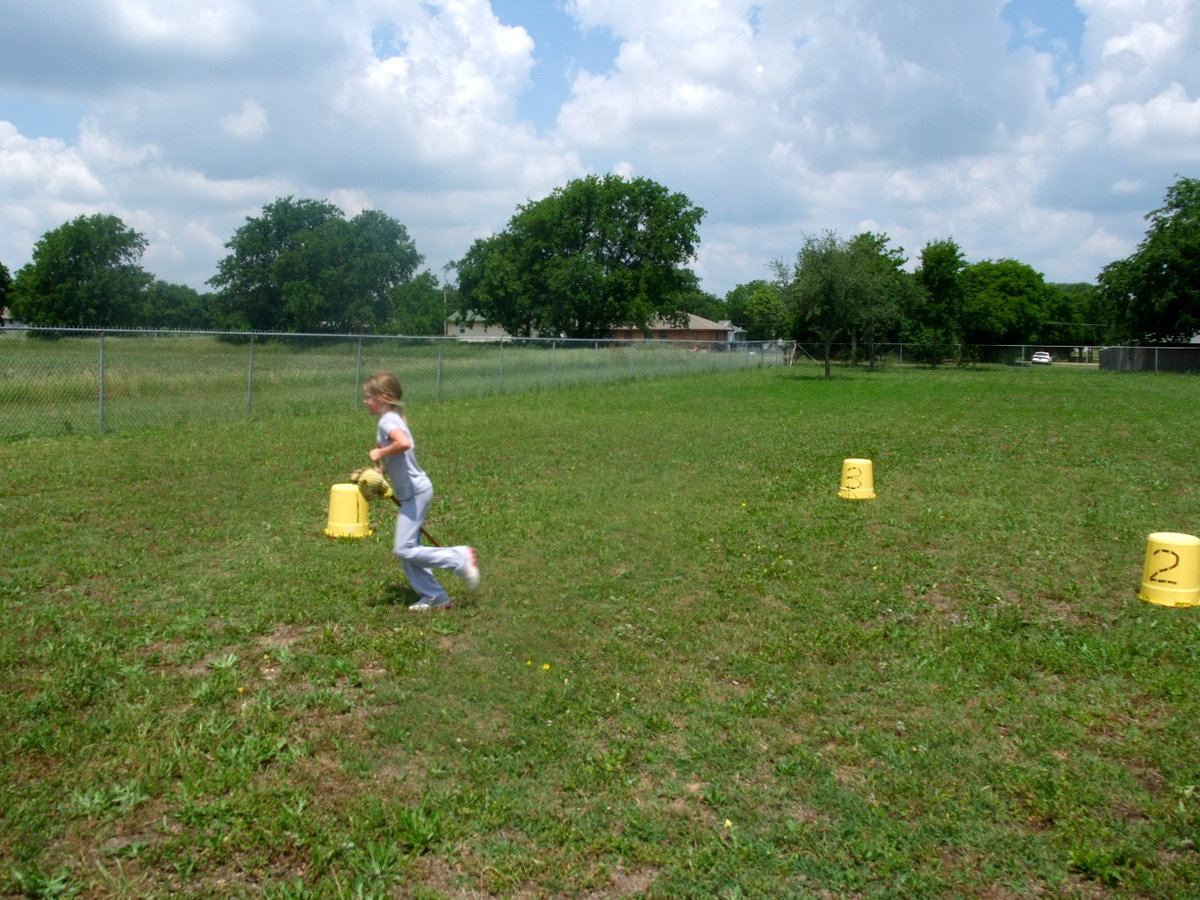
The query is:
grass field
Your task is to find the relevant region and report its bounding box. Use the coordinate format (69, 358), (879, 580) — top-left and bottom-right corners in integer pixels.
(3, 363), (1200, 898)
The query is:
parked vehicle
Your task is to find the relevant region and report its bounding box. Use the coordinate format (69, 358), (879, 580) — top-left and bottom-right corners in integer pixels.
(1031, 351), (1052, 365)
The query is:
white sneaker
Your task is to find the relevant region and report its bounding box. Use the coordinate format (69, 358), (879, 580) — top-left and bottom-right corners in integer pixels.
(460, 548), (480, 590)
(408, 596), (452, 611)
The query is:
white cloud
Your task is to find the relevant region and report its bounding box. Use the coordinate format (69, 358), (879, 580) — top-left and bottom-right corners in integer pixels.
(108, 0), (252, 53)
(0, 123), (106, 199)
(0, 123), (111, 266)
(78, 118), (158, 167)
(1108, 82), (1200, 156)
(219, 100), (270, 141)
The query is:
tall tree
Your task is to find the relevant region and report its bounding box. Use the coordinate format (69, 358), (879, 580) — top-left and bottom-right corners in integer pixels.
(387, 270), (446, 335)
(143, 281), (216, 330)
(677, 289), (726, 324)
(0, 262), (11, 318)
(210, 198), (421, 333)
(784, 231), (857, 379)
(846, 232), (908, 367)
(1043, 282), (1107, 346)
(724, 281), (757, 334)
(210, 197), (341, 331)
(9, 214), (152, 327)
(742, 282), (789, 341)
(727, 279), (788, 341)
(1098, 176), (1200, 342)
(959, 259), (1053, 345)
(781, 231), (909, 376)
(908, 238), (967, 364)
(457, 174), (705, 339)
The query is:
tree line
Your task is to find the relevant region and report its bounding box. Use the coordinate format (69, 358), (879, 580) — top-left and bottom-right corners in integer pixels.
(3, 175), (1197, 359)
(726, 175), (1199, 373)
(1, 198), (448, 335)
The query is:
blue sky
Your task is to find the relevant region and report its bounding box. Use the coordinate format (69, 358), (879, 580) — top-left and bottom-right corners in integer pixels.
(0, 90), (79, 140)
(489, 0), (621, 130)
(1004, 0), (1085, 54)
(1003, 0), (1086, 87)
(1, 0), (1197, 301)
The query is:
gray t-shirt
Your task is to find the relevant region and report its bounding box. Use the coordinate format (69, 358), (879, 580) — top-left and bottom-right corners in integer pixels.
(377, 410), (432, 500)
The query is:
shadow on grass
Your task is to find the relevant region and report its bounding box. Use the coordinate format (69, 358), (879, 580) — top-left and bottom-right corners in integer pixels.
(370, 581), (479, 611)
(372, 582), (422, 607)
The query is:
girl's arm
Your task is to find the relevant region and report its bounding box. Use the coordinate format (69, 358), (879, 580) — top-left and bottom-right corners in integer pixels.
(369, 427), (412, 463)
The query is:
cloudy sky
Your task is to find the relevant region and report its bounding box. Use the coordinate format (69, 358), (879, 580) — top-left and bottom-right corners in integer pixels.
(1, 0), (1197, 299)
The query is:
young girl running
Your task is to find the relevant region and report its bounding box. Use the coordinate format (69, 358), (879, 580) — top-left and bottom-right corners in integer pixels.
(363, 372), (479, 610)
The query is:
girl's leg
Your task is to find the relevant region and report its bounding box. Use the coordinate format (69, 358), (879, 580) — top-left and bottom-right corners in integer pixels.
(393, 488), (477, 602)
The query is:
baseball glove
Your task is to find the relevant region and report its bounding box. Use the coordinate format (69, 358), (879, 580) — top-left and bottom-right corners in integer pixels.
(350, 467), (394, 502)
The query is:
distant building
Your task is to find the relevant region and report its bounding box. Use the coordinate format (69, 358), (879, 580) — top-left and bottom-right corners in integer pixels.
(443, 310), (747, 344)
(610, 313), (745, 343)
(443, 311), (512, 341)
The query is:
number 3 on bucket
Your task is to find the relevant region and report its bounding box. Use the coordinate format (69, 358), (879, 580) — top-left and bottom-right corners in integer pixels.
(838, 458), (876, 500)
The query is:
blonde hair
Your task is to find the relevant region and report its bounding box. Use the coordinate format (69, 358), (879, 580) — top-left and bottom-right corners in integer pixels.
(364, 371), (406, 420)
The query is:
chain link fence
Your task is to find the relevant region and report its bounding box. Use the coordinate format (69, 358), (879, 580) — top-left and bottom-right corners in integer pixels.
(0, 328), (783, 440)
(8, 328), (1182, 441)
(787, 341), (1197, 369)
(785, 341), (1105, 366)
(1098, 344), (1200, 373)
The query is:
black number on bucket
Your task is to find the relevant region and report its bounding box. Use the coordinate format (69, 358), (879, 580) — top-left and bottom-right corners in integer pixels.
(844, 467), (861, 489)
(1149, 548), (1180, 585)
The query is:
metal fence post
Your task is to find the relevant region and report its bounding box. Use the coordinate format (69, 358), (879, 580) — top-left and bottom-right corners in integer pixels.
(98, 331), (106, 433)
(499, 339), (505, 394)
(246, 335), (255, 416)
(436, 339), (444, 402)
(354, 337), (363, 407)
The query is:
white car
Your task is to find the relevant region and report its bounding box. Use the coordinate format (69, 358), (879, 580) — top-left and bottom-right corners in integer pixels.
(1031, 351), (1052, 365)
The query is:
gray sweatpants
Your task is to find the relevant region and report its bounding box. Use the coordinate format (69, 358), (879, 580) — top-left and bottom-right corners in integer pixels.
(393, 485), (469, 602)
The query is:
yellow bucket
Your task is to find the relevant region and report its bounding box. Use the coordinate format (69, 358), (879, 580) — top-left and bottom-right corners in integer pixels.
(324, 483), (372, 538)
(838, 458), (876, 500)
(1138, 532), (1200, 607)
